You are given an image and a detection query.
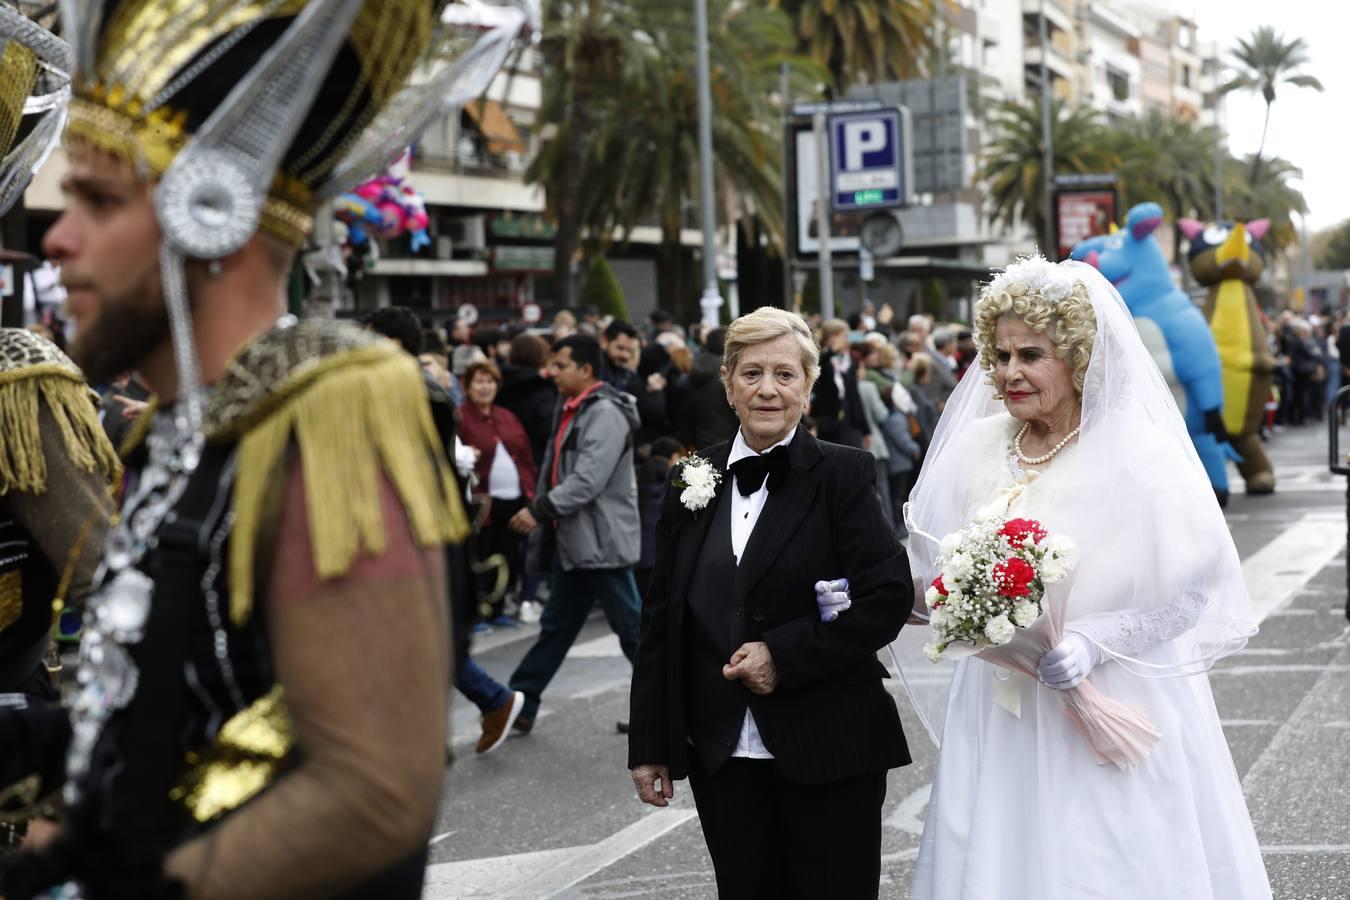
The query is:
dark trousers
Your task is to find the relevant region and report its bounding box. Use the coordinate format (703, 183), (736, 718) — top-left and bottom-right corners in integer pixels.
(478, 495), (528, 618)
(508, 560), (640, 718)
(687, 755), (886, 900)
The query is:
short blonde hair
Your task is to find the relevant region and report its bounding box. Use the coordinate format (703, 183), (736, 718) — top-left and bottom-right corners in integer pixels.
(723, 307), (821, 387)
(974, 278), (1097, 392)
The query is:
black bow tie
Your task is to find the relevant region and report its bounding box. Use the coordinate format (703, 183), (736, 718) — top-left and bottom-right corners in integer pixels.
(730, 445), (790, 496)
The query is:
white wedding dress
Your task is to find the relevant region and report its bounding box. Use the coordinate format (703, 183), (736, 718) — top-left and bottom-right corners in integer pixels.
(908, 414), (1272, 900)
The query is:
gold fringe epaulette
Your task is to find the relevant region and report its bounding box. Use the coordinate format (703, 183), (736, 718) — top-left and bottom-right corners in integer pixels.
(0, 329), (121, 496)
(204, 319), (469, 625)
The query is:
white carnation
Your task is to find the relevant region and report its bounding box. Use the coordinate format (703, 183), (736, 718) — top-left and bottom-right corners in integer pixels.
(1041, 555), (1068, 583)
(939, 532), (962, 557)
(944, 552), (974, 583)
(1012, 602), (1040, 627)
(680, 484), (715, 510)
(923, 642), (944, 663)
(984, 614), (1015, 645)
(929, 607), (949, 630)
(1041, 534), (1078, 582)
(1045, 533), (1076, 556)
(684, 465), (714, 489)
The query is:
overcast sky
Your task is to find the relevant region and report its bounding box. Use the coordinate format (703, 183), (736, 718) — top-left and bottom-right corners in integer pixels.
(1147, 0), (1347, 231)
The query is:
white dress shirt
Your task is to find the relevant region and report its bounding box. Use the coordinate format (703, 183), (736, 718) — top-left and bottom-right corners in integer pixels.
(725, 426), (796, 759)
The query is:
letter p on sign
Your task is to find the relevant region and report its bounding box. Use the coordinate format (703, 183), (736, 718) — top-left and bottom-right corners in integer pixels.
(842, 121), (886, 171)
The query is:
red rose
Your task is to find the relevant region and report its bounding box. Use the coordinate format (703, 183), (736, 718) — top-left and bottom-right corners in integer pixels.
(992, 557), (1036, 598)
(1000, 518), (1048, 546)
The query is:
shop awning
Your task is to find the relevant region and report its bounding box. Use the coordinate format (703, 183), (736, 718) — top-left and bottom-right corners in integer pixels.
(464, 99), (527, 156)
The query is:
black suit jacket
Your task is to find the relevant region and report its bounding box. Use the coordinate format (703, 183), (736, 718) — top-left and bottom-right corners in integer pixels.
(628, 428), (912, 785)
(811, 351), (867, 447)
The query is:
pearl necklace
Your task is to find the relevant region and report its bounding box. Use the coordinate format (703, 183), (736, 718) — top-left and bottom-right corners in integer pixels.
(1014, 422), (1080, 465)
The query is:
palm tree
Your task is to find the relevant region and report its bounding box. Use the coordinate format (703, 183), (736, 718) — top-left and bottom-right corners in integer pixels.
(553, 0), (819, 318)
(1106, 110), (1223, 263)
(978, 98), (1118, 251)
(1221, 26), (1323, 185)
(531, 0), (818, 316)
(1222, 152), (1307, 255)
(528, 0), (649, 309)
(773, 0), (935, 93)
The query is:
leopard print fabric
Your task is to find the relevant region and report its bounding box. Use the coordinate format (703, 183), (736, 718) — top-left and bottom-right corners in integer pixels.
(203, 318), (395, 440)
(0, 328), (81, 377)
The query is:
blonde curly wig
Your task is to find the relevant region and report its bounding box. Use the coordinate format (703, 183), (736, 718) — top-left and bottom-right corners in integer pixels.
(973, 258), (1098, 393)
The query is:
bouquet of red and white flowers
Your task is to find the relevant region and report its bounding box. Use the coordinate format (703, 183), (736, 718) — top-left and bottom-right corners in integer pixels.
(921, 513), (1160, 770)
(922, 516), (1076, 663)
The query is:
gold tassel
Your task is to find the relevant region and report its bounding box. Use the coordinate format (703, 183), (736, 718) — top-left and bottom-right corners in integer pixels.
(227, 350), (468, 625)
(0, 366), (120, 496)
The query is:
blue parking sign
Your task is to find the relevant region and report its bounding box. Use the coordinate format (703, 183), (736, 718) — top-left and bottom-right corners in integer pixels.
(829, 108), (908, 213)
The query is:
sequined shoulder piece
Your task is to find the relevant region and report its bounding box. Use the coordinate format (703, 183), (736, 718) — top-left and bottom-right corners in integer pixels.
(0, 328), (82, 381)
(203, 319), (401, 440)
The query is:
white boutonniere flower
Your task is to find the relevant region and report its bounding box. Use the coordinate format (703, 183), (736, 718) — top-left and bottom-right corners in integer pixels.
(673, 455), (721, 515)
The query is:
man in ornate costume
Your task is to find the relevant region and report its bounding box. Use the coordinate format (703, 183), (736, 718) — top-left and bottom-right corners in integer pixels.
(0, 1), (527, 897)
(0, 7), (117, 707)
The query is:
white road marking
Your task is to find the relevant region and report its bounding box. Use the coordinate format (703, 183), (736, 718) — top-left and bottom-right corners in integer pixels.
(1259, 844), (1350, 854)
(422, 806), (699, 899)
(1232, 463), (1347, 494)
(566, 633), (623, 658)
(1220, 719), (1278, 727)
(1241, 511), (1345, 623)
(1212, 665), (1350, 676)
(428, 831), (456, 846)
(885, 783), (931, 836)
(567, 678), (628, 700)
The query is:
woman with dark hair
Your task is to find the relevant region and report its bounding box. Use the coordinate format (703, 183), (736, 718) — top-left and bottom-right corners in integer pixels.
(634, 342), (674, 447)
(497, 333), (557, 466)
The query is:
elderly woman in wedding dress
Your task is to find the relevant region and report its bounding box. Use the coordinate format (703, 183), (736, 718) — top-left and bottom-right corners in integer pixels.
(898, 257), (1271, 900)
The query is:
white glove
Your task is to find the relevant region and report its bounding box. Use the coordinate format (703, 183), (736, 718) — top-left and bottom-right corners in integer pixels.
(814, 578), (851, 622)
(1036, 632), (1104, 690)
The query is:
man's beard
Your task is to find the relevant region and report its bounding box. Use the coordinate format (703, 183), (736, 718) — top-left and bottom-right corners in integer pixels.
(70, 293), (172, 386)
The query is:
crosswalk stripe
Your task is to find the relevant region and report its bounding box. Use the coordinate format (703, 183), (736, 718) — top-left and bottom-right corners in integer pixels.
(1241, 511), (1346, 624)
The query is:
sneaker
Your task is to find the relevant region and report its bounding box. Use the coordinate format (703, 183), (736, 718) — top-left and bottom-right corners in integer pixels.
(518, 601), (542, 624)
(512, 714), (534, 735)
(472, 622), (493, 635)
(477, 691), (525, 754)
(489, 615), (520, 629)
(615, 719), (629, 734)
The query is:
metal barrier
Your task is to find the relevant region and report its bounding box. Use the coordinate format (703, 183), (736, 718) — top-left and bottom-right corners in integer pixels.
(1328, 386), (1350, 621)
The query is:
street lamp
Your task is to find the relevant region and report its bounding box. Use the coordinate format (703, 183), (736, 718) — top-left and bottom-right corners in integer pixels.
(1038, 0), (1055, 257)
(694, 0), (723, 327)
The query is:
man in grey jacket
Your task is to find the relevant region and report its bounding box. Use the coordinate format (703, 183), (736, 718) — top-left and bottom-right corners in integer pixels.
(508, 334), (642, 732)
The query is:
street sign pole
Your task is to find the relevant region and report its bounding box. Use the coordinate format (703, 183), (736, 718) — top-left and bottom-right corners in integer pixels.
(813, 110), (834, 321)
(780, 62), (792, 310)
(694, 0), (723, 327)
(1038, 0), (1055, 256)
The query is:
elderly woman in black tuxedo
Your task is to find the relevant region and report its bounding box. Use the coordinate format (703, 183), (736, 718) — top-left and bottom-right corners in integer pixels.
(627, 307), (913, 899)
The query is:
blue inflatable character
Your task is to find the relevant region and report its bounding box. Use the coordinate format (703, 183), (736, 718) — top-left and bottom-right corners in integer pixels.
(1070, 202), (1233, 505)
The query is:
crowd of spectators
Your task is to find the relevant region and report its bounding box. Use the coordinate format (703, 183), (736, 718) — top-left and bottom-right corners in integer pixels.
(373, 300), (984, 642)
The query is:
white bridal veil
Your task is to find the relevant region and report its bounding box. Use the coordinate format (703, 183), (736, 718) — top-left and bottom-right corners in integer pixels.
(895, 259), (1258, 745)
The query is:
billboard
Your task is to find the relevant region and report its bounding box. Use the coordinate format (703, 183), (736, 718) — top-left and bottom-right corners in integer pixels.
(1054, 189), (1117, 260)
(792, 125), (861, 256)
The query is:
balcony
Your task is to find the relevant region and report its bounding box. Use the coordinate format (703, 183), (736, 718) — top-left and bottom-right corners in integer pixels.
(1021, 0), (1072, 35)
(1024, 45), (1074, 83)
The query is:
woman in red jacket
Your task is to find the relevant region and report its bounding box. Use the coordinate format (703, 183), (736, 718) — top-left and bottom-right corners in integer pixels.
(458, 360), (540, 623)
